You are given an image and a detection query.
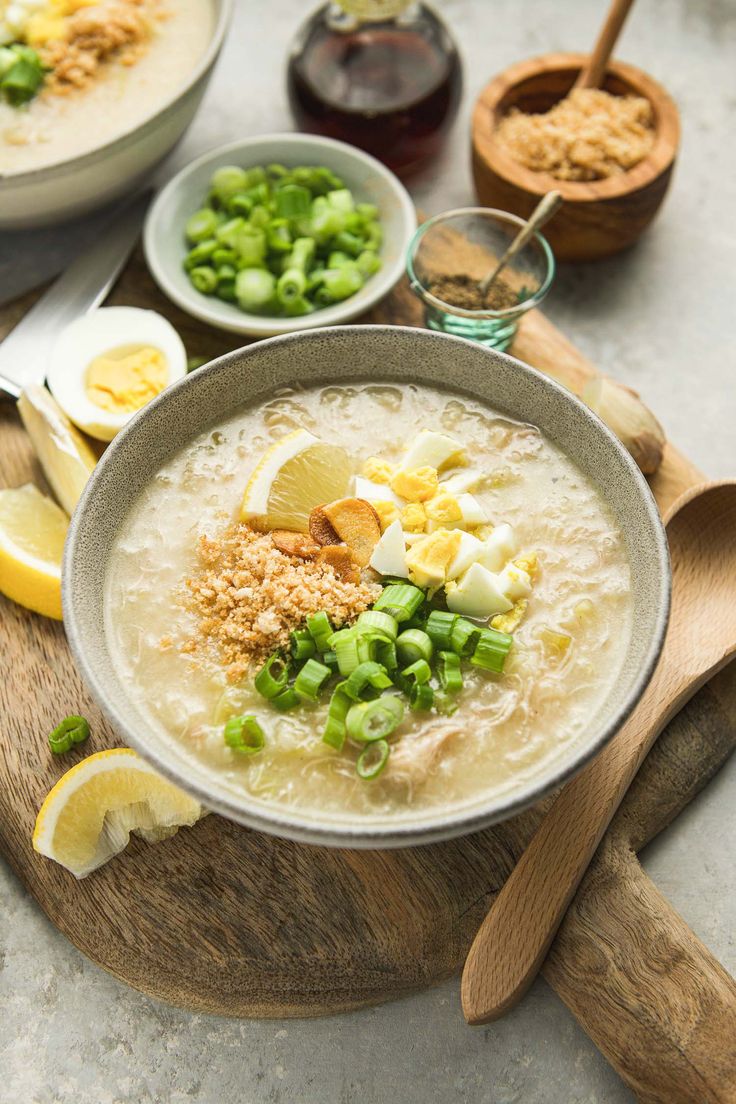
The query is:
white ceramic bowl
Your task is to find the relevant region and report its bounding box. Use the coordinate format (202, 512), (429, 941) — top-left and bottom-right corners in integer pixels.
(0, 0), (232, 230)
(143, 133), (417, 336)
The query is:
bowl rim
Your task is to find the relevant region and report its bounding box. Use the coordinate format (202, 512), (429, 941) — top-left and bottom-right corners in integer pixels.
(406, 206), (556, 319)
(63, 325), (671, 849)
(142, 132), (417, 336)
(0, 0), (233, 186)
(472, 52), (681, 203)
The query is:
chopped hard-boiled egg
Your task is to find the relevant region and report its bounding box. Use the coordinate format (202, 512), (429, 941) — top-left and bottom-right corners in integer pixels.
(362, 456), (394, 484)
(477, 523), (517, 572)
(439, 468), (483, 495)
(400, 430), (465, 472)
(492, 599), (528, 634)
(456, 493), (489, 527)
(369, 519), (408, 578)
(372, 500), (400, 531)
(497, 562), (532, 602)
(425, 489), (462, 526)
(391, 465), (438, 503)
(447, 531), (484, 580)
(405, 529), (461, 588)
(446, 563), (513, 619)
(401, 501), (427, 532)
(47, 307), (187, 442)
(353, 475), (403, 506)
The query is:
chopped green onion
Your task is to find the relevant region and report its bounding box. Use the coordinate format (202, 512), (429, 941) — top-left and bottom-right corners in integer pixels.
(275, 183), (312, 218)
(356, 631), (390, 665)
(322, 682), (352, 750)
(322, 649), (339, 672)
(189, 266), (217, 295)
(396, 628), (433, 666)
(236, 268), (276, 312)
(293, 658), (332, 702)
(375, 638), (398, 672)
(438, 650), (463, 694)
(306, 610), (333, 652)
(356, 738), (390, 780)
(471, 628), (513, 673)
(48, 715), (89, 755)
(328, 627), (361, 675)
(410, 682), (434, 711)
(254, 653), (288, 700)
(373, 583), (425, 623)
(277, 267), (307, 305)
(346, 695), (404, 744)
(434, 690), (460, 717)
(290, 629), (315, 661)
(271, 687), (301, 712)
(401, 659), (432, 685)
(425, 609), (458, 650)
(185, 208), (219, 243)
(451, 617), (481, 657)
(211, 165), (249, 203)
(345, 661), (393, 701)
(1, 55), (45, 106)
(356, 610), (398, 640)
(223, 715), (265, 755)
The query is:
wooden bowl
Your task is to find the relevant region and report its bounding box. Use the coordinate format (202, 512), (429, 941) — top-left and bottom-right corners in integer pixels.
(471, 53), (680, 261)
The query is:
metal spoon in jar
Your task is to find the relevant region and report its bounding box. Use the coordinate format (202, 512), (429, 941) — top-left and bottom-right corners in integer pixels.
(477, 191), (562, 300)
(461, 479), (736, 1024)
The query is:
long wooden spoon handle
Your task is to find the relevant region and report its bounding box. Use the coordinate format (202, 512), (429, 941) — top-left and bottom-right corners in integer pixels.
(574, 0), (637, 90)
(461, 656), (703, 1024)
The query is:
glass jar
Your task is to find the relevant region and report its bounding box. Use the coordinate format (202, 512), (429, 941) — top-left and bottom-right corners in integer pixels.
(286, 2), (462, 178)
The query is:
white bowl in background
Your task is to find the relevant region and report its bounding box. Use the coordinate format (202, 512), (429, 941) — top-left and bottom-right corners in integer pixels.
(143, 133), (417, 336)
(0, 0), (233, 230)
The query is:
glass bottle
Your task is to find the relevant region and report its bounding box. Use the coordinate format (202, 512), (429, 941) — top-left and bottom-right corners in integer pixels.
(286, 1), (463, 178)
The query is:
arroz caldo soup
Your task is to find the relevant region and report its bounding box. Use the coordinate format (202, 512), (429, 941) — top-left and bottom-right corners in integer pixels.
(106, 383), (633, 821)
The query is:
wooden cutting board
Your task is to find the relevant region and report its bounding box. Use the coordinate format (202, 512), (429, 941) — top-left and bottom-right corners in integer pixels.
(1, 255), (735, 1104)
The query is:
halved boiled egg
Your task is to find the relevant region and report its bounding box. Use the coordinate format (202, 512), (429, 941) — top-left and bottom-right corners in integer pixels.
(47, 307), (187, 442)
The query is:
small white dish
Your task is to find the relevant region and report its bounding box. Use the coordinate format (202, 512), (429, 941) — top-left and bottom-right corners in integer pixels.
(143, 133), (417, 337)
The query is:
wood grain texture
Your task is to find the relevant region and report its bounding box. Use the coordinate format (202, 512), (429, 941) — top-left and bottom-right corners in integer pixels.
(471, 54), (680, 261)
(462, 481), (736, 1023)
(1, 254), (734, 1104)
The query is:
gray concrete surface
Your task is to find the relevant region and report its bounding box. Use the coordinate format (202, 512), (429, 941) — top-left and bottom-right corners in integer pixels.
(2, 2), (735, 1101)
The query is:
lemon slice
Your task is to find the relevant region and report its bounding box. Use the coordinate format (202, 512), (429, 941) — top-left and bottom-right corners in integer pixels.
(33, 748), (203, 879)
(0, 483), (68, 620)
(17, 385), (97, 515)
(241, 428), (351, 531)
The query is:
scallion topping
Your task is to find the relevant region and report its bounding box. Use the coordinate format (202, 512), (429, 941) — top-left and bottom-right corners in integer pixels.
(48, 715), (90, 755)
(322, 682), (352, 750)
(356, 610), (399, 640)
(373, 583), (425, 622)
(451, 617), (482, 657)
(425, 609), (458, 650)
(294, 658), (332, 702)
(410, 682), (434, 711)
(254, 653), (289, 700)
(396, 628), (433, 666)
(356, 738), (390, 780)
(345, 661), (393, 701)
(306, 610), (333, 652)
(471, 628), (513, 673)
(224, 715), (265, 755)
(401, 659), (432, 685)
(271, 687), (301, 712)
(434, 690), (460, 717)
(329, 627), (361, 675)
(438, 651), (463, 694)
(290, 629), (316, 661)
(346, 695), (404, 743)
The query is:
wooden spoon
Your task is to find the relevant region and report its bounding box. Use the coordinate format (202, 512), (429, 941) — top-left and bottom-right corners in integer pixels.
(461, 479), (736, 1024)
(574, 0), (638, 90)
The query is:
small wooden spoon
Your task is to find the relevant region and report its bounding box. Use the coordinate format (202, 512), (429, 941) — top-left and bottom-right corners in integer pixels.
(574, 0), (638, 90)
(461, 479), (736, 1024)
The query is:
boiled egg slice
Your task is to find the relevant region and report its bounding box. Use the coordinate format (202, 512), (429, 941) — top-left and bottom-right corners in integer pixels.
(497, 562), (532, 602)
(47, 307), (187, 442)
(477, 523), (517, 572)
(445, 563), (513, 619)
(353, 475), (403, 506)
(457, 493), (489, 527)
(369, 519), (408, 578)
(400, 430), (465, 472)
(439, 468), (483, 495)
(446, 531), (484, 580)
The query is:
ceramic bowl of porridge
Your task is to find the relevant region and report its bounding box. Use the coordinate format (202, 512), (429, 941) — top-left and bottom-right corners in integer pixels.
(63, 326), (670, 848)
(0, 0), (232, 229)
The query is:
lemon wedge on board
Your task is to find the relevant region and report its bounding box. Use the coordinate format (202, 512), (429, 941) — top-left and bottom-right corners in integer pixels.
(0, 483), (68, 620)
(241, 428), (351, 532)
(33, 748), (204, 879)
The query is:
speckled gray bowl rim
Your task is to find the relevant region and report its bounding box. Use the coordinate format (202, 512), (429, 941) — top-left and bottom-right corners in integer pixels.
(63, 325), (670, 849)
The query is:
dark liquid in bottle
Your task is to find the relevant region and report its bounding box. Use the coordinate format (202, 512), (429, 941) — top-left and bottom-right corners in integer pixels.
(287, 20), (462, 177)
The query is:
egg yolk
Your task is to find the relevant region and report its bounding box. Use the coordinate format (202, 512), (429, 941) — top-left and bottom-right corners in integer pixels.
(86, 344), (168, 414)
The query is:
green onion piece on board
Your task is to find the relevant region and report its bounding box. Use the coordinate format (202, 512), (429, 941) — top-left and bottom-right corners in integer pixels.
(223, 715), (265, 755)
(294, 658), (332, 702)
(346, 696), (404, 744)
(356, 610), (398, 640)
(345, 661), (393, 701)
(306, 610), (333, 652)
(410, 682), (434, 711)
(471, 628), (513, 673)
(451, 617), (481, 657)
(373, 583), (425, 623)
(322, 682), (352, 750)
(396, 628), (433, 666)
(438, 651), (463, 694)
(401, 659), (432, 685)
(48, 715), (90, 755)
(271, 687), (301, 712)
(254, 653), (289, 700)
(290, 629), (316, 661)
(356, 738), (390, 781)
(425, 609), (458, 650)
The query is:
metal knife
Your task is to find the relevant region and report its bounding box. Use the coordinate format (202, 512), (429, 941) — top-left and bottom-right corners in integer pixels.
(0, 192), (151, 400)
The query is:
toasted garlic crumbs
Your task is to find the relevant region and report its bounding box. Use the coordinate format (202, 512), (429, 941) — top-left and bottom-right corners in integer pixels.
(182, 524), (381, 683)
(495, 88), (655, 182)
(40, 1), (163, 95)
